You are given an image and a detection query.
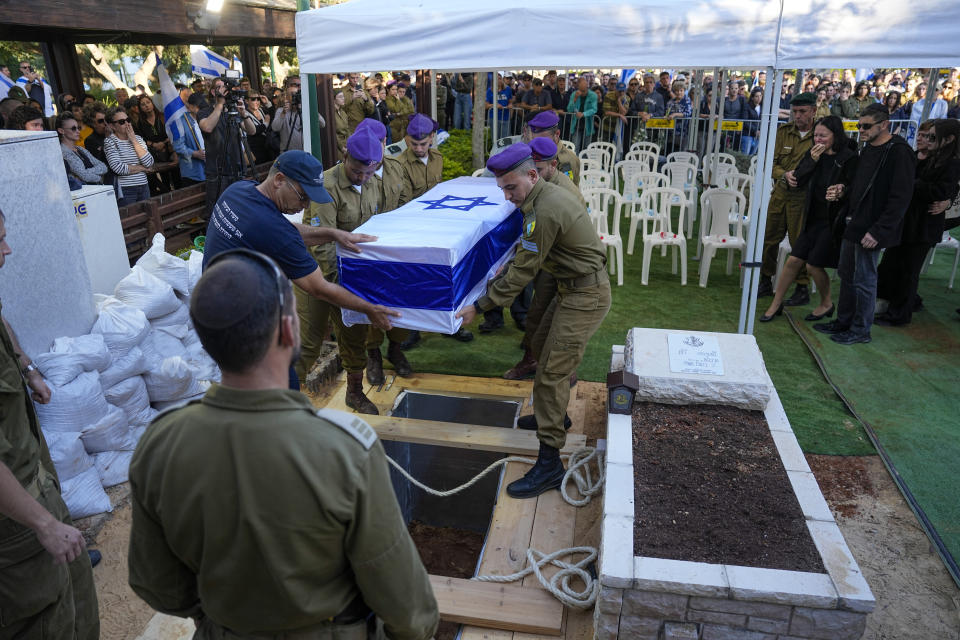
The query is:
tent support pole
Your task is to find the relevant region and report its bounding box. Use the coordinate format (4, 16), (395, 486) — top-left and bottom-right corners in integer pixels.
(689, 69), (702, 152)
(737, 66), (783, 334)
(710, 69), (726, 188)
(492, 71), (498, 154)
(297, 0), (322, 162)
(920, 67), (938, 125)
(430, 70), (438, 122)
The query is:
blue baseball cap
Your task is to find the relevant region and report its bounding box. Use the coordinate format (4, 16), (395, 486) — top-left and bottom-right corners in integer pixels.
(346, 128), (384, 165)
(486, 143), (532, 177)
(355, 117), (388, 142)
(272, 150), (333, 204)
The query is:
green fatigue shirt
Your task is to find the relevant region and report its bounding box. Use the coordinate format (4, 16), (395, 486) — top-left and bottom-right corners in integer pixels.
(307, 163), (383, 277)
(556, 144), (581, 186)
(831, 98), (859, 120)
(771, 121), (814, 201)
(335, 109), (349, 158)
(378, 156), (410, 213)
(601, 91), (622, 134)
(548, 168), (586, 209)
(343, 88), (375, 134)
(127, 385), (439, 640)
(386, 97), (415, 146)
(399, 147), (443, 200)
(476, 179), (605, 311)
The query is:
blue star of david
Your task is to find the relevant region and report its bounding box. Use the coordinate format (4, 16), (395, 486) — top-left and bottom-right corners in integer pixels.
(420, 194), (498, 211)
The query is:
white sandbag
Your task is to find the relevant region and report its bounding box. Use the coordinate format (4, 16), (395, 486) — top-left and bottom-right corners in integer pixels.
(42, 431), (93, 482)
(130, 407), (159, 428)
(92, 297), (151, 355)
(93, 450), (134, 487)
(35, 372), (110, 433)
(104, 375), (151, 423)
(33, 334), (112, 387)
(99, 346), (148, 390)
(150, 302), (192, 330)
(144, 356), (209, 403)
(80, 404), (136, 453)
(114, 265), (181, 319)
(183, 341), (220, 382)
(186, 250), (204, 294)
(181, 329), (201, 349)
(61, 466), (112, 519)
(140, 327), (187, 365)
(152, 391), (207, 411)
(136, 233), (191, 295)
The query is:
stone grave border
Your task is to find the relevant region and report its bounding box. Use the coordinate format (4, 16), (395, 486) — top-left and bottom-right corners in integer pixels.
(597, 333), (875, 640)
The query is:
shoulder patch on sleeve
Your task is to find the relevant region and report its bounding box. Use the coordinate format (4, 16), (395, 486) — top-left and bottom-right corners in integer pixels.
(315, 408), (377, 450)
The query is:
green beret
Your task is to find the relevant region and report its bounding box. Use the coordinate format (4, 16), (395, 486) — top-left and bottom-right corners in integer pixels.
(791, 92), (816, 106)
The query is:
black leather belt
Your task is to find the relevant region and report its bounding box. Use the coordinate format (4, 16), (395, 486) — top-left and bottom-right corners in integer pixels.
(557, 270), (608, 289)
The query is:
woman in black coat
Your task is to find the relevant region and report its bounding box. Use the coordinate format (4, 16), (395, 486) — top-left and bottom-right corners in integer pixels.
(761, 116), (859, 322)
(876, 118), (960, 326)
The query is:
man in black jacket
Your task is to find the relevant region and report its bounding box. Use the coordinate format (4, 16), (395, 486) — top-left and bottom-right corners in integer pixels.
(814, 104), (915, 344)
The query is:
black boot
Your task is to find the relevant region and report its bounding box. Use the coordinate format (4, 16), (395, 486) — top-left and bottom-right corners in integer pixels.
(386, 341), (413, 377)
(757, 276), (773, 298)
(507, 443), (565, 499)
(479, 309), (505, 333)
(516, 413), (573, 431)
(345, 372), (378, 415)
(399, 330), (421, 351)
(366, 348), (384, 386)
(784, 284), (810, 307)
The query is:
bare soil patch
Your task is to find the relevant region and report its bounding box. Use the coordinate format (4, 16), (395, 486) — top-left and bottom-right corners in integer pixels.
(632, 402), (824, 572)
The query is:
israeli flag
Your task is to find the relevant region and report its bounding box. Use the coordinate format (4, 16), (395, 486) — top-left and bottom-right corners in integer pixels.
(157, 56), (187, 142)
(190, 45), (230, 79)
(232, 55), (243, 75)
(619, 69), (636, 85)
(0, 72), (13, 100)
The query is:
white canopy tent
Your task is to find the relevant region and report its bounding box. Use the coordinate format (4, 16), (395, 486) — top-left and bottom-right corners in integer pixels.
(295, 0), (960, 334)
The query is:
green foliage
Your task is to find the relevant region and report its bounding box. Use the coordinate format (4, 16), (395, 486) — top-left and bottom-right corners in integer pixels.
(439, 130), (474, 181)
(0, 42), (44, 75)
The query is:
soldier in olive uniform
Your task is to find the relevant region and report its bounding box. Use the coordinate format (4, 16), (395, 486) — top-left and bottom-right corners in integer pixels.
(128, 249), (438, 640)
(354, 119), (414, 386)
(343, 72), (375, 134)
(298, 129), (409, 414)
(0, 212), (99, 640)
(457, 144), (611, 499)
(504, 138), (585, 384)
(523, 110), (580, 186)
(399, 113), (443, 199)
(758, 93), (817, 304)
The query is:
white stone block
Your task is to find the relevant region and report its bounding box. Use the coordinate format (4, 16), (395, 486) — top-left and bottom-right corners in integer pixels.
(726, 565), (838, 608)
(600, 514), (634, 588)
(624, 328), (772, 410)
(770, 430), (811, 473)
(806, 520), (876, 613)
(634, 556), (729, 597)
(604, 463), (635, 518)
(762, 386), (792, 432)
(787, 470), (835, 522)
(611, 344), (625, 372)
(606, 412), (634, 466)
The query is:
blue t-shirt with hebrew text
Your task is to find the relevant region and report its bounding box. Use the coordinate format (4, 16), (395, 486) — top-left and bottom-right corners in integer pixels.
(202, 180), (317, 280)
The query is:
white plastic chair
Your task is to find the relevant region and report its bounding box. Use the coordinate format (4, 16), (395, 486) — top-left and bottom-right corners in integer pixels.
(580, 169), (612, 192)
(622, 172), (669, 239)
(921, 231), (960, 289)
(614, 160), (655, 194)
(582, 188), (625, 286)
(588, 141), (617, 163)
(560, 140), (576, 153)
(630, 141), (660, 157)
(666, 151), (699, 170)
(748, 155), (759, 179)
(579, 147), (613, 173)
(661, 161), (699, 237)
(702, 152), (737, 184)
(623, 150), (657, 173)
(774, 237), (792, 288)
(698, 188), (748, 287)
(471, 168), (486, 177)
(636, 187), (688, 285)
(718, 171), (753, 224)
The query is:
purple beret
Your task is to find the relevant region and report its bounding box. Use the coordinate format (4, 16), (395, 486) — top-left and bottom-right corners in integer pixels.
(529, 137), (558, 162)
(527, 110), (560, 132)
(406, 112), (437, 140)
(486, 143), (533, 177)
(355, 118), (387, 142)
(346, 128), (383, 165)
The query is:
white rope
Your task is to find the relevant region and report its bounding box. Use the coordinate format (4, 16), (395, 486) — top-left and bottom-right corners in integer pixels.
(384, 446), (605, 609)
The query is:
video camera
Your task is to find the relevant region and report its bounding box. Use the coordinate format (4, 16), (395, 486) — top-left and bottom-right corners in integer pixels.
(220, 69), (247, 116)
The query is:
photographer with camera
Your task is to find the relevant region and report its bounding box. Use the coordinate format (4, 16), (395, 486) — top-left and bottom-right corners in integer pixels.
(268, 76), (306, 155)
(198, 75), (257, 215)
(343, 72), (374, 133)
(15, 61), (53, 117)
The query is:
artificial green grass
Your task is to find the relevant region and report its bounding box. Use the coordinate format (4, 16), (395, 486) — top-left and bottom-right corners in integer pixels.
(401, 223), (874, 456)
(789, 239), (960, 565)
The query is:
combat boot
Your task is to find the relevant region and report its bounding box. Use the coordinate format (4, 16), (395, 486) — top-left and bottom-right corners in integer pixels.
(516, 413), (573, 431)
(506, 442), (565, 499)
(503, 348), (537, 380)
(366, 348), (385, 386)
(386, 341), (413, 377)
(345, 372), (378, 415)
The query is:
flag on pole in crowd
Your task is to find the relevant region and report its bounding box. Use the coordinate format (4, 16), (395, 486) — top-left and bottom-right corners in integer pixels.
(619, 69), (636, 85)
(0, 72), (13, 101)
(157, 55), (187, 142)
(232, 55), (243, 75)
(190, 45), (231, 78)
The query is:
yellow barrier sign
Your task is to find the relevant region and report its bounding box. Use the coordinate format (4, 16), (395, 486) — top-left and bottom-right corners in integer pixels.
(842, 120), (859, 132)
(712, 120), (744, 131)
(645, 118), (675, 130)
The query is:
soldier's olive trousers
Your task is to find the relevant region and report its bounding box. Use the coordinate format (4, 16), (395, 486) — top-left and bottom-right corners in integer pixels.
(760, 191), (809, 285)
(195, 615), (385, 640)
(520, 271), (559, 351)
(530, 274), (611, 450)
(294, 285), (368, 381)
(0, 475), (99, 640)
(365, 327), (409, 351)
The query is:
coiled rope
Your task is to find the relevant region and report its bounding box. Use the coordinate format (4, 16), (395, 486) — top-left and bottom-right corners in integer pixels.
(385, 445), (605, 609)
